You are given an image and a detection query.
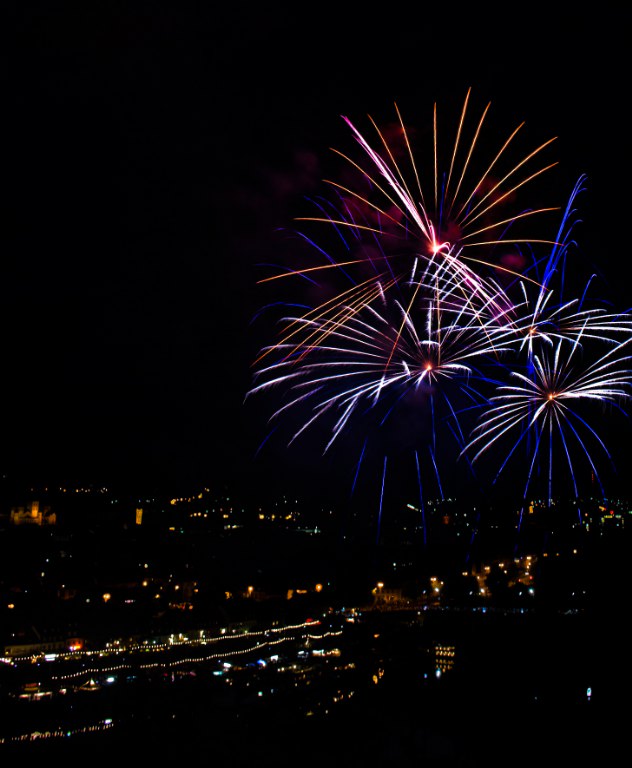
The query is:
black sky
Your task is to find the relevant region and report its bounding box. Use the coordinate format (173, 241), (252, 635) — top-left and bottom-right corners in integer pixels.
(2, 5), (630, 498)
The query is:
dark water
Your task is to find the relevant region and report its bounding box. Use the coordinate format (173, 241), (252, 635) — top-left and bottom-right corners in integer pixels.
(1, 605), (626, 766)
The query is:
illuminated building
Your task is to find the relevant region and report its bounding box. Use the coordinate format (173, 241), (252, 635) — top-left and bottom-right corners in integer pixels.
(9, 500), (56, 526)
(434, 643), (456, 673)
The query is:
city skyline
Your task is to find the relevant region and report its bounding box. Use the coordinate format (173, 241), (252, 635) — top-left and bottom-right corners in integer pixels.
(1, 462), (631, 761)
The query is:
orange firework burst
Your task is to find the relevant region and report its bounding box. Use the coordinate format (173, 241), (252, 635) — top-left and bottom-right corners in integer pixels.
(306, 87), (561, 264)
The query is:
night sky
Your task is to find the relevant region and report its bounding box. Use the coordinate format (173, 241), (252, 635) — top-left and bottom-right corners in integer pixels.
(2, 5), (630, 500)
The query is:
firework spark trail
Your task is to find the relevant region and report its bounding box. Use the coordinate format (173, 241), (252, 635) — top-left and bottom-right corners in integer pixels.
(511, 289), (632, 357)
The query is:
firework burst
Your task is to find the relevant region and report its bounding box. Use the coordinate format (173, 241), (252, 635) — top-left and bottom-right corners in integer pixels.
(464, 332), (632, 503)
(250, 269), (512, 451)
(311, 87), (560, 261)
